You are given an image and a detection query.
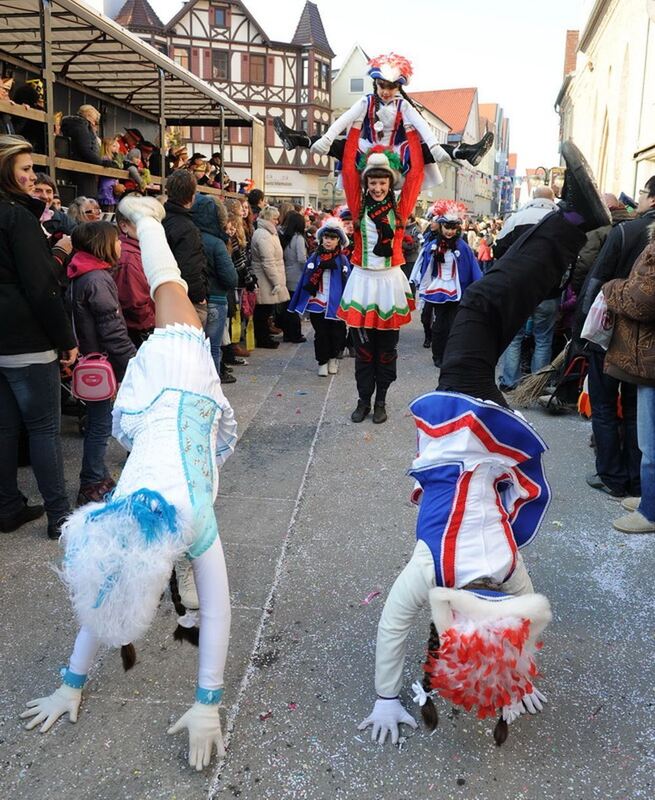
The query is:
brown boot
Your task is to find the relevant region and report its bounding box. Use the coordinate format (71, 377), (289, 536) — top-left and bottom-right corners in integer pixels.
(232, 343), (250, 357)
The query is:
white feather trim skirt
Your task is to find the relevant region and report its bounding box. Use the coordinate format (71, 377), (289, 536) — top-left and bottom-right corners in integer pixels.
(338, 266), (415, 330)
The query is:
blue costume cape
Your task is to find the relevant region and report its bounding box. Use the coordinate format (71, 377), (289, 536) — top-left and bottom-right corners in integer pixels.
(288, 252), (351, 321)
(416, 234), (482, 304)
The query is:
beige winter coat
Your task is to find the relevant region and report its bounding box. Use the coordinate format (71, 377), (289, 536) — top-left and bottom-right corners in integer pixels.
(251, 218), (290, 304)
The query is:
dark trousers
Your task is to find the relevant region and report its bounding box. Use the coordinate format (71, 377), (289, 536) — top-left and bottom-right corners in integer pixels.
(421, 304), (435, 340)
(587, 348), (640, 493)
(309, 313), (346, 364)
(352, 328), (400, 405)
(438, 212), (586, 406)
(431, 302), (460, 367)
(0, 360), (70, 523)
(80, 398), (113, 486)
(253, 303), (275, 346)
(279, 301), (303, 341)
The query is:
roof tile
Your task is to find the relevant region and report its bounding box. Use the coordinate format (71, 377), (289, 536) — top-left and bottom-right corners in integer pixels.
(114, 0), (164, 31)
(410, 88), (477, 135)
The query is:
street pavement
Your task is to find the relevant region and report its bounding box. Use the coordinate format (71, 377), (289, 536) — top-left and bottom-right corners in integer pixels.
(1, 317), (653, 800)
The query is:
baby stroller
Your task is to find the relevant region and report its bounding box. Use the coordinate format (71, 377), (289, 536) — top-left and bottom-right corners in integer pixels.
(60, 364), (87, 435)
(537, 340), (589, 415)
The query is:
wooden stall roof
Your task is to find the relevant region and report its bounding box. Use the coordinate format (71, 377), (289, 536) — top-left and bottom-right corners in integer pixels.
(0, 0), (262, 128)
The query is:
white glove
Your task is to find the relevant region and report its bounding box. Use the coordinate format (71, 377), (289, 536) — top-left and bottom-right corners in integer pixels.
(271, 284), (282, 295)
(20, 684), (82, 732)
(310, 136), (332, 156)
(521, 688), (547, 714)
(501, 700), (524, 724)
(117, 195), (166, 224)
(357, 698), (417, 745)
(429, 143), (451, 164)
(168, 702), (225, 771)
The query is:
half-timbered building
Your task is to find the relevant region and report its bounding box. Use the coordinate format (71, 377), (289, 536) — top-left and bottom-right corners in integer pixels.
(108, 0), (334, 206)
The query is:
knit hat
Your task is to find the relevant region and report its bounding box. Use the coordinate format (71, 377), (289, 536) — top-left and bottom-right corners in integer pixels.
(429, 200), (468, 224)
(358, 146), (403, 188)
(316, 217), (348, 247)
(335, 204), (352, 221)
(367, 53), (413, 86)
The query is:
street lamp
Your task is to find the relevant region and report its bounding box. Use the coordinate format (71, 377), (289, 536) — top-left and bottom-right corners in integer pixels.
(321, 179), (337, 210)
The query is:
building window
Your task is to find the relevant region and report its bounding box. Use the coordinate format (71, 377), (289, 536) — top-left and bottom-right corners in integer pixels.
(250, 54), (266, 84)
(300, 119), (308, 133)
(212, 50), (229, 81)
(350, 77), (364, 93)
(301, 58), (309, 87)
(211, 7), (227, 28)
(172, 47), (190, 70)
(320, 62), (330, 91)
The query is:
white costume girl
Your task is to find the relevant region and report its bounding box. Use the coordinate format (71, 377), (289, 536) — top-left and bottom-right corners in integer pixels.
(21, 198), (236, 772)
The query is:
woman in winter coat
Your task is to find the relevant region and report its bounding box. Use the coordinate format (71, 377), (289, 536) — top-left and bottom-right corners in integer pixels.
(279, 210), (307, 343)
(68, 221), (136, 506)
(410, 202), (482, 368)
(0, 135), (78, 540)
(191, 194), (238, 377)
(250, 205), (289, 348)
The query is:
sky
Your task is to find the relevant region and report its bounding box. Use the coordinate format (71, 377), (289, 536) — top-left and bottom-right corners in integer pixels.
(146, 0), (594, 173)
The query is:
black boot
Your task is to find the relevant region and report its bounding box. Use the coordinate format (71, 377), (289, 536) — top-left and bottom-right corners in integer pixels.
(351, 401), (371, 423)
(372, 402), (387, 424)
(273, 117), (312, 151)
(558, 140), (611, 232)
(451, 132), (495, 167)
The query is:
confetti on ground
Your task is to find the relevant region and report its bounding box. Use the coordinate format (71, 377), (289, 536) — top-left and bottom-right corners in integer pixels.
(363, 433), (372, 442)
(361, 590), (381, 605)
(287, 702), (298, 711)
(552, 520), (564, 528)
(295, 390), (308, 395)
(259, 710), (273, 721)
(276, 392), (283, 397)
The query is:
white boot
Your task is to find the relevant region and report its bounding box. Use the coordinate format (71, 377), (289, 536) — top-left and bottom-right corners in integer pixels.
(327, 358), (338, 374)
(175, 557), (199, 609)
(318, 363), (328, 377)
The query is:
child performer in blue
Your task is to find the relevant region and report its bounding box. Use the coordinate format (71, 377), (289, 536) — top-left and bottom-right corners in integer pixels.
(288, 217), (351, 377)
(21, 196), (237, 772)
(410, 201), (482, 368)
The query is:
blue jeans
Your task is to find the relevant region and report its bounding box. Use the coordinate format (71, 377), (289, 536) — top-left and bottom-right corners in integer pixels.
(80, 398), (113, 486)
(206, 301), (228, 374)
(587, 348), (640, 493)
(637, 386), (655, 521)
(0, 360), (70, 522)
(500, 298), (559, 386)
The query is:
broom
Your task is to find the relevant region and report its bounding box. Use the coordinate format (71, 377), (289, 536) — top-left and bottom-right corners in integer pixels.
(508, 342), (569, 408)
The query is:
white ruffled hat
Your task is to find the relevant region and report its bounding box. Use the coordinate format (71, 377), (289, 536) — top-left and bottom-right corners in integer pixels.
(359, 146), (403, 189)
(316, 217), (348, 247)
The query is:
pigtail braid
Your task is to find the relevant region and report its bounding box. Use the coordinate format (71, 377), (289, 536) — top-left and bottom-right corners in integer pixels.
(420, 623), (440, 730)
(169, 568), (199, 647)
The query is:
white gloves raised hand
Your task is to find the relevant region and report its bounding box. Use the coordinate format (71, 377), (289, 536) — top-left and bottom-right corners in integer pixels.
(310, 136), (332, 157)
(168, 701), (225, 771)
(117, 195), (166, 225)
(20, 684), (82, 732)
(357, 697), (417, 745)
(502, 689), (547, 724)
(429, 143), (451, 164)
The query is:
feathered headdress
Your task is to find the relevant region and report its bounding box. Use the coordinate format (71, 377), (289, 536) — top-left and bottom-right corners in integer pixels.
(429, 200), (468, 223)
(368, 53), (413, 86)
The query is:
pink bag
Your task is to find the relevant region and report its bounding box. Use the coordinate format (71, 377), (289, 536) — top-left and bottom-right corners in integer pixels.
(71, 353), (117, 402)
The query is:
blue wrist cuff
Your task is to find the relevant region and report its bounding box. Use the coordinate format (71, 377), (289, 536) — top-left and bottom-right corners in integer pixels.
(60, 667), (86, 689)
(196, 687), (224, 705)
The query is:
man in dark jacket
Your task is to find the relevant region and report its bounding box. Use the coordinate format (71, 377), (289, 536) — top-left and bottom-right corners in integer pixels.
(570, 194), (633, 295)
(577, 175), (655, 499)
(162, 169), (208, 325)
(60, 104), (102, 198)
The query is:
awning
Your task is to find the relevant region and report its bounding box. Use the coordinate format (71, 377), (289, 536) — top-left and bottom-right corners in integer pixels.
(0, 0), (262, 128)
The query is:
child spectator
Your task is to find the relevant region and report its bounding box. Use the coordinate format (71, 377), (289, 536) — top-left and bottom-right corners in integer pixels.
(114, 207), (155, 347)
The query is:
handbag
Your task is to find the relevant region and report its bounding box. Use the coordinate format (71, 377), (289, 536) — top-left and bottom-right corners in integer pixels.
(72, 353), (117, 402)
(581, 290), (615, 350)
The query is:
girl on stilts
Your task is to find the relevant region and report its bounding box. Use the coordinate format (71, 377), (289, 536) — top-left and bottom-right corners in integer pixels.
(21, 196), (237, 772)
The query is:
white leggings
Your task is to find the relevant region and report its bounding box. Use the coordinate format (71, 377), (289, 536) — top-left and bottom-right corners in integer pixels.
(69, 537), (230, 693)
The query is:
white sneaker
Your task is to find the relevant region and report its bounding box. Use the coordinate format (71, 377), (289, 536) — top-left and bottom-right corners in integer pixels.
(175, 558), (199, 609)
(318, 363), (328, 377)
(327, 358), (338, 374)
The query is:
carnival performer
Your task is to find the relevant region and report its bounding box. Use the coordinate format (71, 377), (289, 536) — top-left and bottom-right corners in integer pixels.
(288, 217), (351, 376)
(409, 201), (482, 367)
(273, 53), (493, 190)
(358, 141), (611, 746)
(337, 118), (423, 424)
(20, 196), (237, 772)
